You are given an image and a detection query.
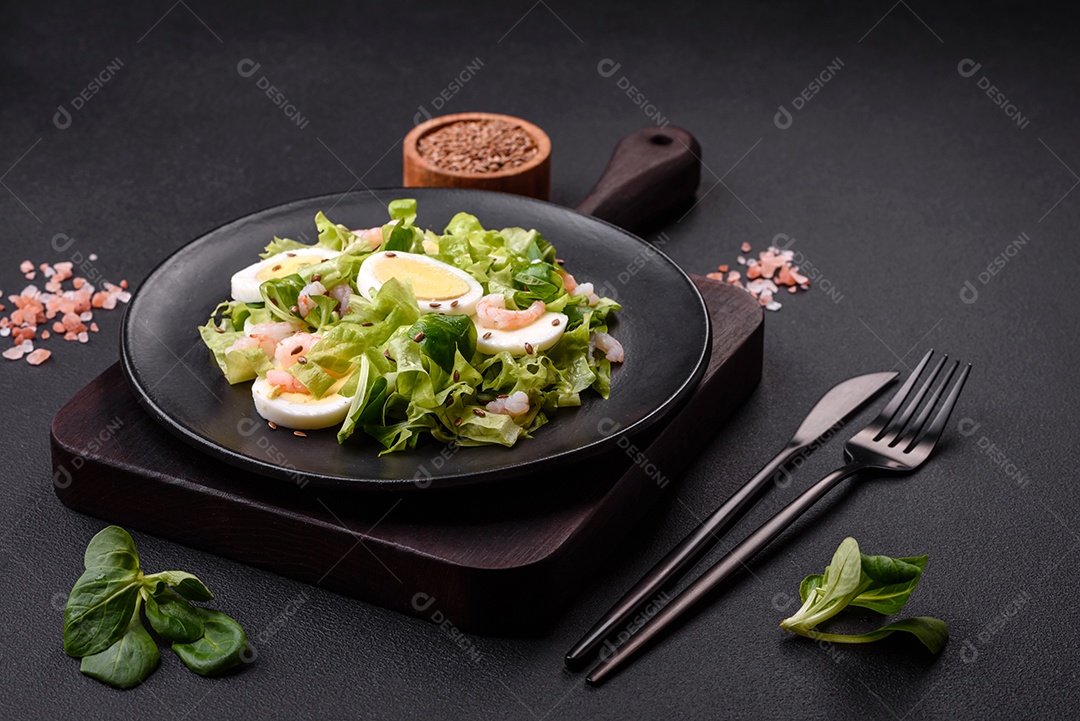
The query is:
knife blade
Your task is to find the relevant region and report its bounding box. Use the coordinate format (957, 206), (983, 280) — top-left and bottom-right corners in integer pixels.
(564, 370), (898, 670)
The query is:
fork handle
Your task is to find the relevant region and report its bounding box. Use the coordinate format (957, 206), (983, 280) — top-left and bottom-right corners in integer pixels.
(586, 461), (865, 685)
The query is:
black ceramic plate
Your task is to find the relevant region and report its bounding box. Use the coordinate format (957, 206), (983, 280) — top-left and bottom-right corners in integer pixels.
(120, 188), (709, 492)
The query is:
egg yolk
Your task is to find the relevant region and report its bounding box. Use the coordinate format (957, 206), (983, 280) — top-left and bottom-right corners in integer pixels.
(256, 254), (328, 281)
(373, 257), (470, 300)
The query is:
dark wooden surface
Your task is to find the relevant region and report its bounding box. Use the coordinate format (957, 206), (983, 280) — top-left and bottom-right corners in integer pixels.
(51, 275), (762, 634)
(576, 126), (702, 235)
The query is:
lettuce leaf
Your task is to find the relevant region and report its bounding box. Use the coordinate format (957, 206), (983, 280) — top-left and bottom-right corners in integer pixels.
(288, 278), (420, 399)
(260, 236), (309, 259)
(197, 320), (271, 384)
(315, 212), (354, 251)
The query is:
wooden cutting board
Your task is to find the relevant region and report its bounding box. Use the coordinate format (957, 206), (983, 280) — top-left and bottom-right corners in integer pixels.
(51, 275), (762, 635)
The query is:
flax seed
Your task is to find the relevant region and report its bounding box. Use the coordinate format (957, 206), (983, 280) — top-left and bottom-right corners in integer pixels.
(416, 119), (539, 174)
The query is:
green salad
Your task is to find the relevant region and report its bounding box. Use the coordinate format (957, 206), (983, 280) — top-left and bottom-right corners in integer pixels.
(199, 199), (623, 453)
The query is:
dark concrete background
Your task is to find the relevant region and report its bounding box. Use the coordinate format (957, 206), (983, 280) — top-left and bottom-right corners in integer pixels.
(1, 1), (1075, 718)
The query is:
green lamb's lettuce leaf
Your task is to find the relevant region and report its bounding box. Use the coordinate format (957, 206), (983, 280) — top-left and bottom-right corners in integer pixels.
(144, 570), (215, 602)
(337, 355), (390, 443)
(780, 537), (947, 654)
(171, 608), (249, 677)
(144, 589), (205, 643)
(64, 569), (143, 657)
(79, 610), (160, 689)
(259, 273), (306, 324)
(511, 261), (565, 305)
(801, 617), (950, 654)
(406, 313), (477, 374)
(82, 525), (141, 572)
(64, 527), (252, 689)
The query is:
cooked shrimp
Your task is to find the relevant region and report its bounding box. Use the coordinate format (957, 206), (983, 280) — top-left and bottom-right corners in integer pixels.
(573, 281), (600, 307)
(274, 332), (321, 369)
(351, 227), (383, 251)
(297, 281), (327, 317)
(248, 321), (302, 343)
(561, 271), (578, 293)
(591, 331), (624, 363)
(485, 391), (531, 417)
(226, 336), (261, 354)
(475, 294), (546, 331)
(247, 321), (302, 356)
(329, 282), (351, 313)
(266, 369), (310, 394)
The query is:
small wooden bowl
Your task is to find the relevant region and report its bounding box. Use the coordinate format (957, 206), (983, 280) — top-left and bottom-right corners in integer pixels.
(403, 112), (551, 200)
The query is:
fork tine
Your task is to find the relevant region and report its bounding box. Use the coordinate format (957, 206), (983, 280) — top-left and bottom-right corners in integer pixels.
(871, 350), (934, 440)
(879, 354), (948, 443)
(909, 362), (972, 452)
(894, 359), (957, 449)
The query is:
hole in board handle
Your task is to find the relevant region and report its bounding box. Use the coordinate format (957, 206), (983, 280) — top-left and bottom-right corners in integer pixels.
(649, 134), (674, 146)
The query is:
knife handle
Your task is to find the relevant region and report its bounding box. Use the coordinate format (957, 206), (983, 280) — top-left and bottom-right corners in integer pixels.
(564, 441), (801, 670)
(575, 127), (702, 236)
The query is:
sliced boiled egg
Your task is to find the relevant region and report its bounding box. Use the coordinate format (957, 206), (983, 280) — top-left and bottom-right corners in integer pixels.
(474, 312), (568, 356)
(357, 251), (482, 315)
(251, 375), (351, 430)
(230, 248), (341, 304)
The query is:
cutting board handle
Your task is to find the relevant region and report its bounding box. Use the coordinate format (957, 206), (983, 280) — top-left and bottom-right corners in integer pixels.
(575, 126), (702, 236)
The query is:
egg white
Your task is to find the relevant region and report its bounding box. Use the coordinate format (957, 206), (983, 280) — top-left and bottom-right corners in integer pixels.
(357, 251), (483, 315)
(251, 376), (351, 430)
(231, 248), (341, 304)
(474, 312), (568, 356)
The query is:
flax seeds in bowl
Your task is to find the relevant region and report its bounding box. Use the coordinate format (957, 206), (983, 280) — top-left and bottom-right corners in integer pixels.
(403, 112), (552, 199)
(417, 118), (539, 174)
